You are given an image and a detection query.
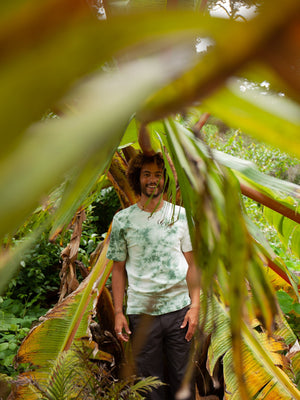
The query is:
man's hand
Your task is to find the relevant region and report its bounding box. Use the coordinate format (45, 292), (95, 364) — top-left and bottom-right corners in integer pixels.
(180, 306), (199, 342)
(115, 312), (131, 342)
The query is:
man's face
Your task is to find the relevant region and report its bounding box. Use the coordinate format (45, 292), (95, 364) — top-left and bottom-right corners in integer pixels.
(140, 162), (165, 199)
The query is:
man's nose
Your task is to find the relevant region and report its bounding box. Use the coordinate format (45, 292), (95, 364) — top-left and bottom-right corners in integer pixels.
(148, 174), (158, 183)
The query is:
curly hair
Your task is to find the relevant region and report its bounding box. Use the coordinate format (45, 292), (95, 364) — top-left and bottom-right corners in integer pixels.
(127, 152), (168, 196)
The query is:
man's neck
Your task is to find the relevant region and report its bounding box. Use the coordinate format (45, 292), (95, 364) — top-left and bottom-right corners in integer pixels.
(137, 195), (164, 213)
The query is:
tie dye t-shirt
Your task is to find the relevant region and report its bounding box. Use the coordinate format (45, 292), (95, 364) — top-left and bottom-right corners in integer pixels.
(106, 201), (193, 315)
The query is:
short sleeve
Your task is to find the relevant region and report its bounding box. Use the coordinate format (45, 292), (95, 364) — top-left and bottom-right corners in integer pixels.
(106, 214), (127, 262)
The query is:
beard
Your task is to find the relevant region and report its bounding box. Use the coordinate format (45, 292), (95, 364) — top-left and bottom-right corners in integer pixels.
(141, 184), (164, 198)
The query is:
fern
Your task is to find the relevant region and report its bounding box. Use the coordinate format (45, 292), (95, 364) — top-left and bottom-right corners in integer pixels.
(101, 375), (163, 400)
(24, 344), (163, 400)
(129, 376), (165, 397)
(29, 351), (82, 400)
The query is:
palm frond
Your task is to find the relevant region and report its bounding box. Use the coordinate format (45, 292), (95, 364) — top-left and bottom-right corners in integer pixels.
(29, 351), (79, 400)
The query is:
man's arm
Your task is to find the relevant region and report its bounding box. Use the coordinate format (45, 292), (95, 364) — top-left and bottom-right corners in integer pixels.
(181, 251), (201, 341)
(111, 260), (131, 342)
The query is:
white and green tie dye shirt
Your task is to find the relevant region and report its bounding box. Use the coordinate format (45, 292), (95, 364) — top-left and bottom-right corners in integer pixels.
(106, 201), (192, 315)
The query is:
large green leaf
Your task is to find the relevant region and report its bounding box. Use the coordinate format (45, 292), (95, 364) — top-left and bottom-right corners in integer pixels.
(213, 149), (300, 213)
(161, 122), (299, 291)
(2, 0), (299, 155)
(0, 54), (191, 242)
(137, 0), (300, 126)
(0, 1), (225, 151)
(203, 78), (300, 159)
(159, 120), (299, 286)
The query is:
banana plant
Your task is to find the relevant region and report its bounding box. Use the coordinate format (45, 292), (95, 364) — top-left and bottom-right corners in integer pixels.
(12, 125), (300, 399)
(9, 140), (299, 399)
(11, 231), (114, 398)
(10, 153), (138, 399)
(0, 0), (300, 398)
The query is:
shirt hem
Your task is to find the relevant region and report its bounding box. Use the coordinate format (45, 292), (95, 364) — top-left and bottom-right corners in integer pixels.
(127, 299), (191, 316)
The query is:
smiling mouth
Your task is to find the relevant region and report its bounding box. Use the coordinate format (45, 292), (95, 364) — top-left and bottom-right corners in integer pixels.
(147, 186), (158, 191)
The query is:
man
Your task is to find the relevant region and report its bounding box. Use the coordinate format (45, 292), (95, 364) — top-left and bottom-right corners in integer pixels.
(106, 152), (200, 400)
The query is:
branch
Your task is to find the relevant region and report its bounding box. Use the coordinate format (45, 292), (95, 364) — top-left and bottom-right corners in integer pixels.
(138, 123), (156, 156)
(192, 112), (211, 136)
(240, 182), (300, 224)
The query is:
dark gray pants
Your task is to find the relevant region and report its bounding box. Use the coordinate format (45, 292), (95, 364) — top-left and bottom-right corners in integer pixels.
(128, 306), (195, 400)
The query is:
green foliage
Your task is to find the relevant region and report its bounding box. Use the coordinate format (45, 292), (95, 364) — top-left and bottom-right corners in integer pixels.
(276, 290), (300, 339)
(0, 186), (119, 378)
(242, 197), (300, 271)
(92, 187), (121, 237)
(5, 233), (62, 307)
(3, 186), (120, 306)
(77, 187), (120, 266)
(0, 296), (47, 376)
(202, 125), (298, 181)
(0, 218), (63, 376)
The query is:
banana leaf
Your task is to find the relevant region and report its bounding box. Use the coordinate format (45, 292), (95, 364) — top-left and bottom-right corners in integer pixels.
(137, 0), (300, 129)
(0, 53), (195, 293)
(157, 121), (300, 291)
(0, 0), (231, 151)
(202, 77), (300, 159)
(201, 293), (299, 399)
(213, 149), (300, 221)
(12, 230), (113, 399)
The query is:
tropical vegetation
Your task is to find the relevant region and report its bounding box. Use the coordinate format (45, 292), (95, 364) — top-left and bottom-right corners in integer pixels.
(0, 0), (300, 399)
